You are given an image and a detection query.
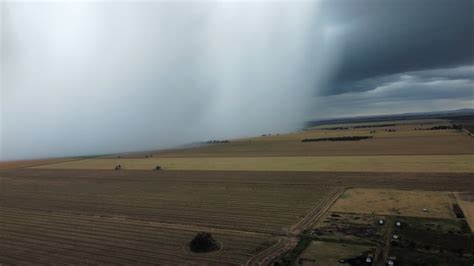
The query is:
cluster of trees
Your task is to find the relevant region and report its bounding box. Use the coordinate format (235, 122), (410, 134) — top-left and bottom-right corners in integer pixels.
(353, 123), (396, 129)
(261, 133), (279, 136)
(205, 140), (230, 144)
(301, 136), (373, 142)
(189, 232), (220, 253)
(322, 124), (397, 130)
(322, 126), (349, 130)
(416, 124), (462, 130)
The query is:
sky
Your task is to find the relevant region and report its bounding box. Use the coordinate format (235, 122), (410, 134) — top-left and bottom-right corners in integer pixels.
(0, 0), (473, 161)
(312, 0), (474, 118)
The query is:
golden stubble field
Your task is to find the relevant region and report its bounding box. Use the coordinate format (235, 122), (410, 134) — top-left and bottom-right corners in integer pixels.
(330, 188), (455, 219)
(0, 158), (80, 170)
(35, 154), (474, 173)
(455, 192), (474, 230)
(121, 131), (473, 159)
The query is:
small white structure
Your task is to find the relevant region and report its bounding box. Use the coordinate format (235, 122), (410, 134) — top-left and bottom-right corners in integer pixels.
(422, 208), (428, 212)
(387, 256), (397, 266)
(392, 234), (399, 240)
(395, 221), (402, 227)
(366, 256), (372, 263)
(378, 219), (385, 225)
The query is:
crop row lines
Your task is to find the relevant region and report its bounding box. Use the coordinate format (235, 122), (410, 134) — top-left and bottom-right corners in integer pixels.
(1, 207), (274, 240)
(2, 196), (313, 218)
(0, 236), (201, 265)
(1, 191), (324, 209)
(1, 230), (240, 265)
(1, 205), (297, 231)
(1, 218), (269, 252)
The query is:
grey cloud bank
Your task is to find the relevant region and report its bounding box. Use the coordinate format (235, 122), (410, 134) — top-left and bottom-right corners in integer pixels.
(319, 0), (473, 96)
(1, 1), (326, 161)
(313, 65), (474, 118)
(312, 0), (473, 118)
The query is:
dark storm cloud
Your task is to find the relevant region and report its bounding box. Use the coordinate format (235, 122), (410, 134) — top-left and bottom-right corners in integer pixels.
(319, 0), (474, 95)
(313, 65), (474, 118)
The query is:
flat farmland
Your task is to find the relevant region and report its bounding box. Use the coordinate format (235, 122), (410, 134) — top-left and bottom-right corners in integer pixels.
(311, 118), (449, 129)
(0, 207), (275, 265)
(244, 129), (460, 142)
(129, 135), (473, 158)
(297, 241), (373, 266)
(330, 188), (455, 219)
(3, 168), (474, 191)
(103, 119), (473, 159)
(0, 174), (336, 233)
(455, 192), (474, 230)
(0, 170), (338, 264)
(2, 117), (473, 265)
(35, 154), (474, 172)
(1, 167), (473, 264)
(0, 158), (80, 170)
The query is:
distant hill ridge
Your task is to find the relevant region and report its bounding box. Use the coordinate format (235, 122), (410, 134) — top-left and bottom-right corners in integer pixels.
(307, 108), (474, 127)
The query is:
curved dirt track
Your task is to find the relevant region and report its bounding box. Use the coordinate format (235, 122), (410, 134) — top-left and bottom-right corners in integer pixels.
(245, 187), (344, 266)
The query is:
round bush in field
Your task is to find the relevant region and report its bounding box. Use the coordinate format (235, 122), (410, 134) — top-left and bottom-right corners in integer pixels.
(189, 232), (220, 253)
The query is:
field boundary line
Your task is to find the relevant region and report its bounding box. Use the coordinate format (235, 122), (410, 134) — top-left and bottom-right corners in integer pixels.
(0, 206), (273, 237)
(245, 187), (345, 266)
(0, 157), (88, 173)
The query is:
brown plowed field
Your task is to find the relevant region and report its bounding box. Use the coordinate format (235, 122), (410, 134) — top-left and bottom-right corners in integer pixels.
(1, 169), (472, 264)
(0, 207), (275, 265)
(3, 169), (473, 191)
(0, 169), (343, 264)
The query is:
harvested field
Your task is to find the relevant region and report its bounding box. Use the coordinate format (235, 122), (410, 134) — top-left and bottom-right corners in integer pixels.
(121, 135), (474, 158)
(0, 169), (340, 264)
(0, 207), (275, 265)
(455, 192), (474, 231)
(35, 155), (474, 173)
(247, 128), (461, 142)
(3, 169), (474, 192)
(331, 188), (455, 219)
(297, 241), (373, 266)
(2, 168), (471, 264)
(0, 174), (335, 234)
(311, 119), (449, 130)
(0, 158), (81, 170)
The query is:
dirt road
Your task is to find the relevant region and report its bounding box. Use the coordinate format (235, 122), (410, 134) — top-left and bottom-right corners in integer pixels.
(245, 187), (344, 265)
